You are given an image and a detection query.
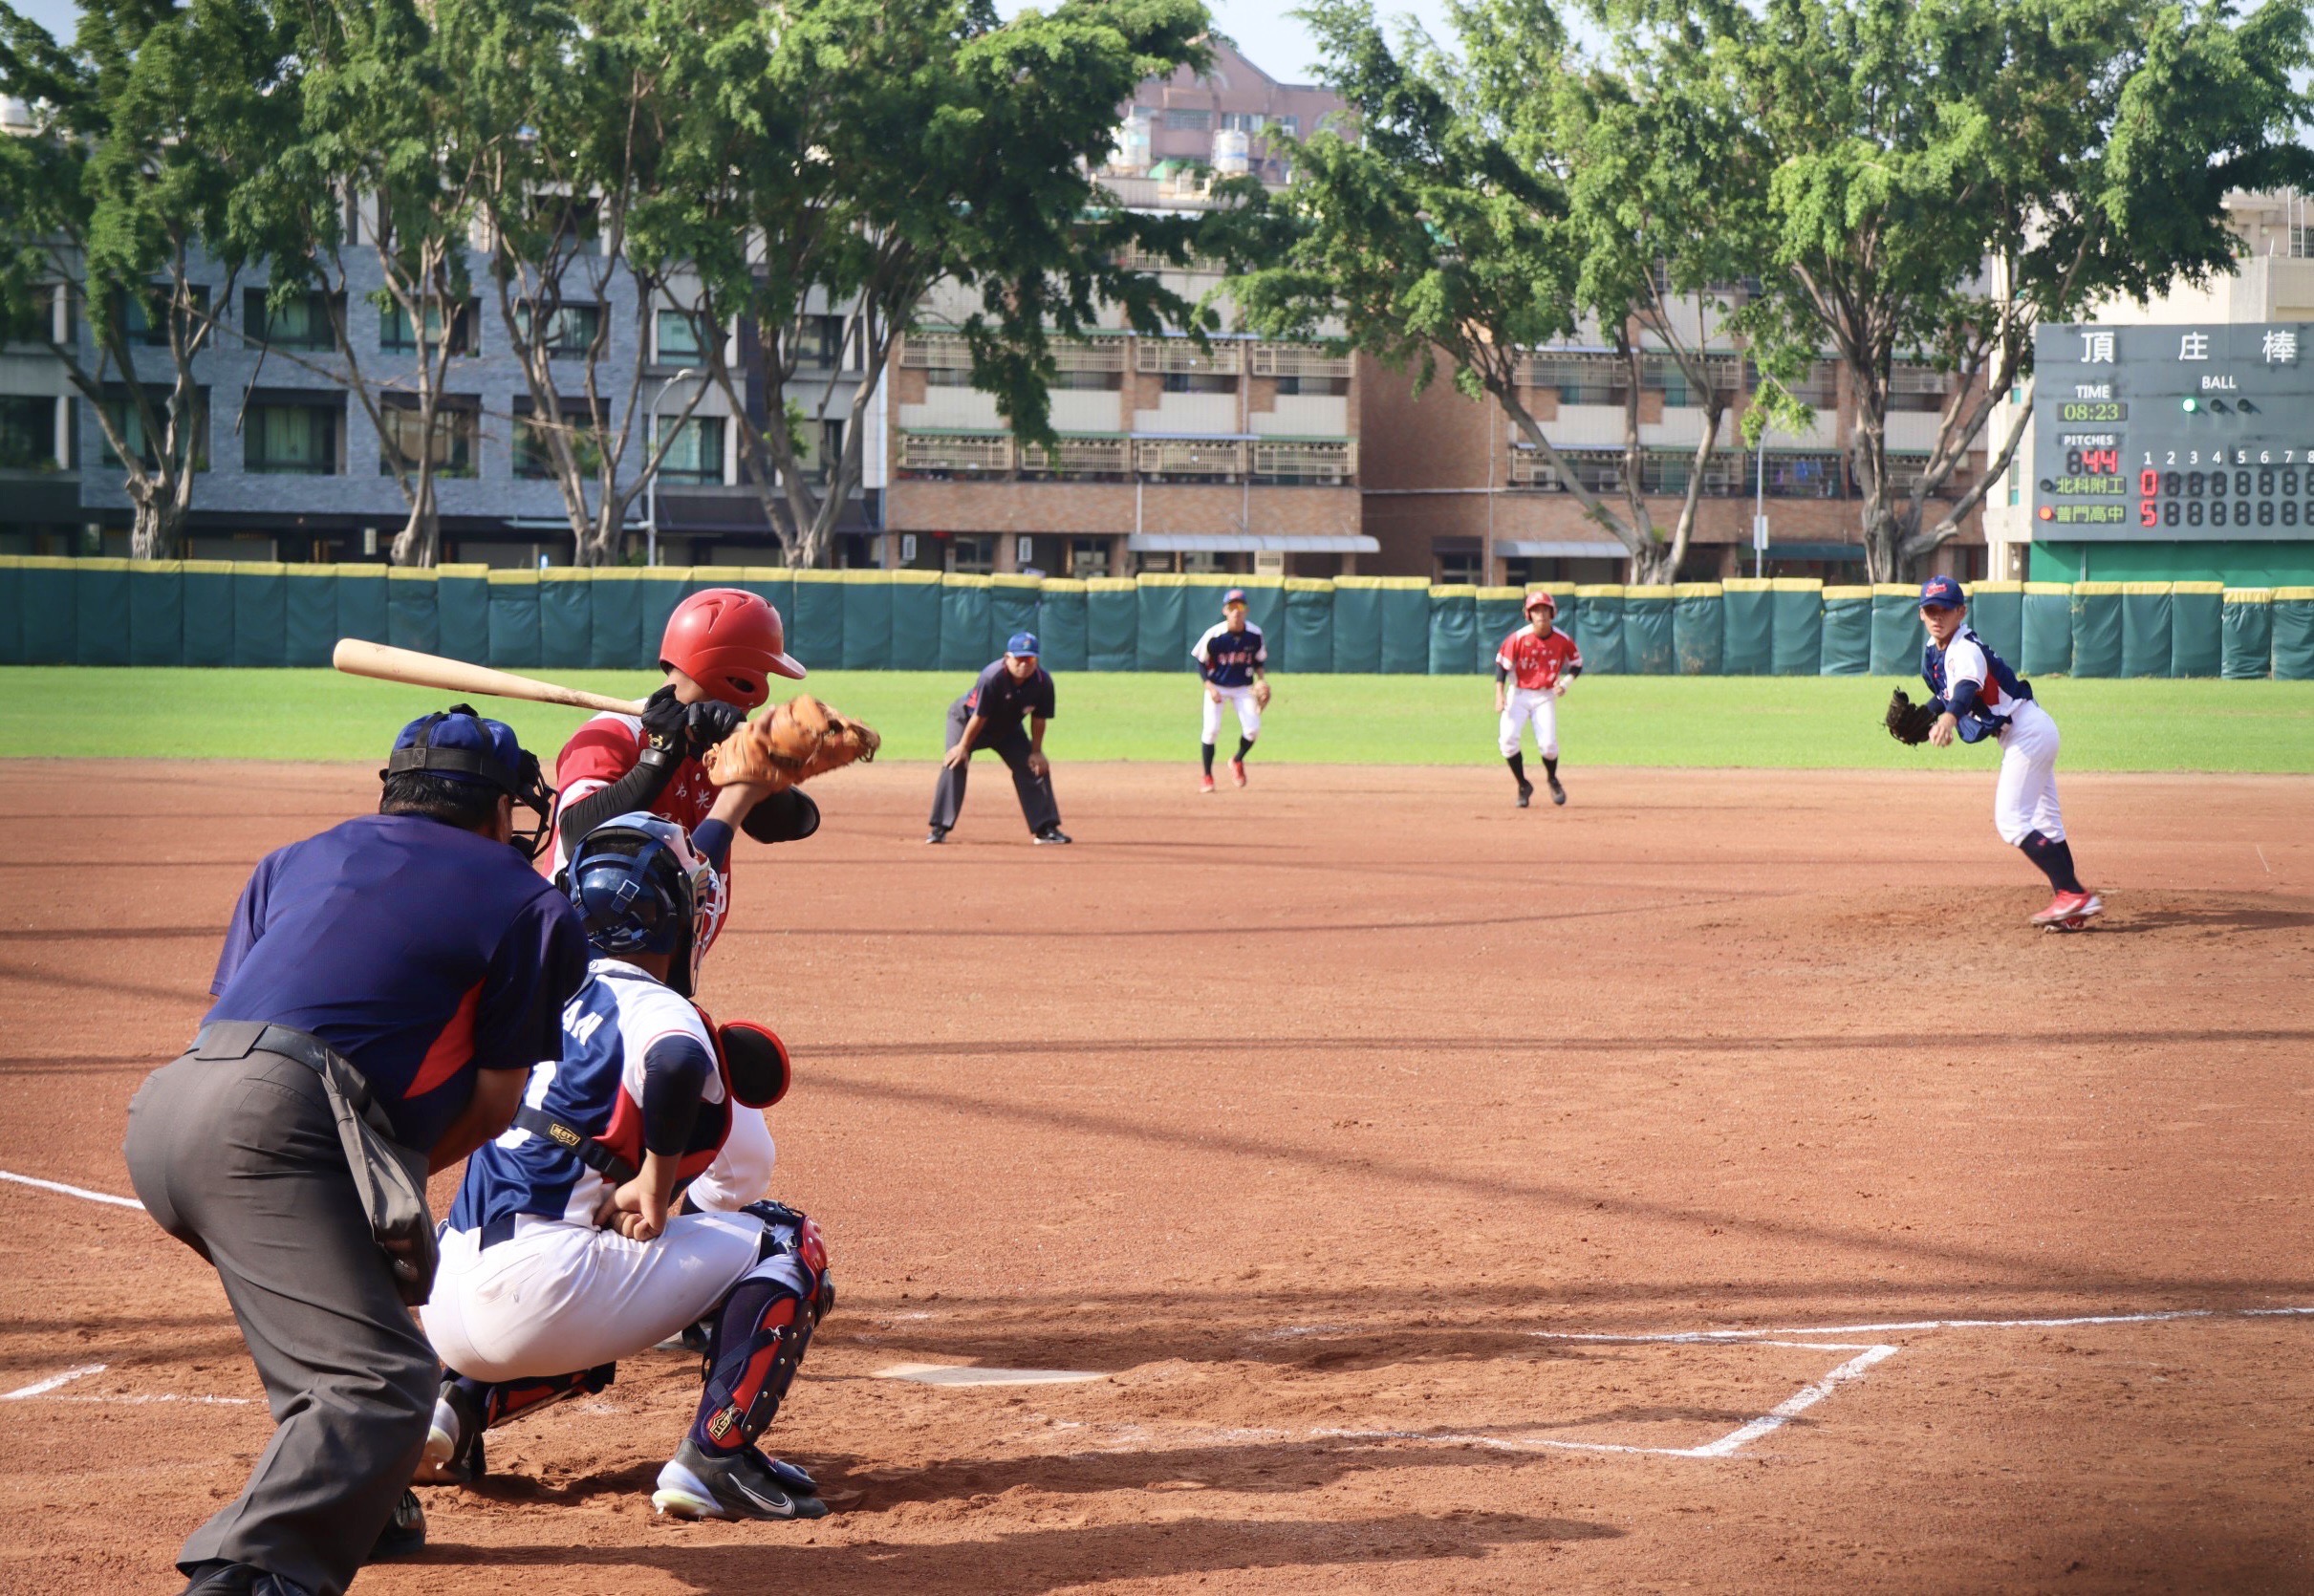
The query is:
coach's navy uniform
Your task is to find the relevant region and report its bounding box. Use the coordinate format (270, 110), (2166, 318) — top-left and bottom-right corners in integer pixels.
(124, 711), (587, 1596)
(927, 634), (1064, 840)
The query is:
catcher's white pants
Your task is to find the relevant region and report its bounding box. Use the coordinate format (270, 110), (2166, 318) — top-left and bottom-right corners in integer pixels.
(422, 1211), (766, 1381)
(1992, 699), (2065, 846)
(1202, 684), (1262, 744)
(683, 1109), (775, 1214)
(1498, 685), (1560, 760)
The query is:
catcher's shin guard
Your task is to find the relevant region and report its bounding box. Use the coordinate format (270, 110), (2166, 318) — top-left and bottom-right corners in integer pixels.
(461, 1362), (616, 1430)
(690, 1255), (821, 1454)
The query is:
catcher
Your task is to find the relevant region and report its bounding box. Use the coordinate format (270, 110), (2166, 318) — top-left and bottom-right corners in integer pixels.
(419, 812), (834, 1521)
(1883, 574), (2102, 929)
(553, 588), (875, 1208)
(1192, 589), (1269, 792)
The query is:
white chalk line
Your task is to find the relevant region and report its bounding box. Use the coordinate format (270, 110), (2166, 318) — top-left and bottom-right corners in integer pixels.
(3, 1364), (106, 1399)
(0, 1169), (143, 1210)
(1529, 1304), (2314, 1345)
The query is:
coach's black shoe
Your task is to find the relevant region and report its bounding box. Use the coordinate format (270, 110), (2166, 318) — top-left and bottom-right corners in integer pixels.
(1515, 780), (1533, 809)
(367, 1488), (426, 1561)
(1547, 775), (1567, 807)
(1032, 827), (1072, 845)
(178, 1564), (259, 1596)
(414, 1381), (485, 1486)
(924, 827), (948, 845)
(654, 1437), (830, 1521)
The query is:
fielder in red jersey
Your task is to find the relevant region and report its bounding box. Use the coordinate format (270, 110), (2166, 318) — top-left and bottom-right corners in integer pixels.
(1494, 590), (1583, 809)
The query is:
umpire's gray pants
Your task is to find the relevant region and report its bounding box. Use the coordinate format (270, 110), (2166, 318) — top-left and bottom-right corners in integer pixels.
(124, 1049), (436, 1596)
(928, 698), (1061, 834)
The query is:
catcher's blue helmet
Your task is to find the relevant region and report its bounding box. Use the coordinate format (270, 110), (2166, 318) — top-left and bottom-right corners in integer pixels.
(560, 813), (710, 992)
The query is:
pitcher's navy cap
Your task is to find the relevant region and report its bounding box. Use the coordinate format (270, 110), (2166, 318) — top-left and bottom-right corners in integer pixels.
(1918, 574), (1966, 609)
(1006, 631), (1039, 657)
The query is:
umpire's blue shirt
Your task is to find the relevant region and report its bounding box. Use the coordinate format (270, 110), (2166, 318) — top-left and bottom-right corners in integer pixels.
(205, 813), (590, 1151)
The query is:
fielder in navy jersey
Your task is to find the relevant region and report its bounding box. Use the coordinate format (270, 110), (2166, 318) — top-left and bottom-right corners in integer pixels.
(420, 809), (834, 1522)
(1916, 574), (2103, 928)
(1192, 589), (1268, 790)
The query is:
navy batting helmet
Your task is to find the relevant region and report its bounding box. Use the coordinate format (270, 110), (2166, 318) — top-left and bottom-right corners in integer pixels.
(559, 813), (711, 993)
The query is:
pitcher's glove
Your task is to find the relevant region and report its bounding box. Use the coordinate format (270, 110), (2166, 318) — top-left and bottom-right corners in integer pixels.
(1253, 679), (1272, 709)
(703, 695), (881, 788)
(1885, 688), (1939, 746)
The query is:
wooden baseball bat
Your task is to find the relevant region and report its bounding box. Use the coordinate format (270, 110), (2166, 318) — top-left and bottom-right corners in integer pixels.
(332, 638), (645, 716)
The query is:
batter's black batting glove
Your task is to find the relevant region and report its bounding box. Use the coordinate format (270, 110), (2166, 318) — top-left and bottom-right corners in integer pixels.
(638, 684), (692, 769)
(685, 699), (747, 750)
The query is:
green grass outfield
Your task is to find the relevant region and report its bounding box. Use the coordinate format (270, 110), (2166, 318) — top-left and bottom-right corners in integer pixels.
(2, 668), (2310, 772)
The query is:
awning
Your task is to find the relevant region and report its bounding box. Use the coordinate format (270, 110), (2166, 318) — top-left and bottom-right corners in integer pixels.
(1495, 540), (1629, 559)
(1127, 533), (1379, 553)
(1763, 541), (1866, 561)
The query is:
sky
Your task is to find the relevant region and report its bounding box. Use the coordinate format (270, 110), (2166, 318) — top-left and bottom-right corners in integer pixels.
(9, 0), (1462, 86)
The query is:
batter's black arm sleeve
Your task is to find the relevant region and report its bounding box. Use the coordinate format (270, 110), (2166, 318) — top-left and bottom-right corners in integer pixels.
(742, 787), (820, 846)
(558, 758), (678, 850)
(639, 1034), (715, 1155)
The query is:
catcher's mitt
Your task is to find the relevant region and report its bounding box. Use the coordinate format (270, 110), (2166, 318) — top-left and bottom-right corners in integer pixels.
(1884, 688), (1939, 746)
(1253, 679), (1272, 709)
(703, 695), (881, 788)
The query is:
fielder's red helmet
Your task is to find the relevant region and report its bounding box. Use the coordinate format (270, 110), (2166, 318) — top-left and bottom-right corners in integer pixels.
(1523, 589), (1558, 615)
(660, 588), (805, 706)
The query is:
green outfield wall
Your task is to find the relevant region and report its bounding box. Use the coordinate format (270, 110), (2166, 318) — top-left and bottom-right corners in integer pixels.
(3, 558), (2307, 679)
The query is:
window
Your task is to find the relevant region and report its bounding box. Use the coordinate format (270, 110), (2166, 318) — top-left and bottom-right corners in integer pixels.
(653, 415), (725, 485)
(516, 302), (602, 357)
(245, 400), (340, 475)
(1273, 116), (1299, 138)
(101, 390), (206, 471)
(378, 399), (478, 478)
(380, 298), (480, 355)
(1164, 108), (1212, 131)
(245, 290), (337, 351)
(1070, 538), (1112, 577)
(0, 397), (57, 470)
(1748, 360), (1835, 407)
(1640, 449), (1744, 496)
(119, 285), (209, 347)
(655, 308), (705, 362)
(2292, 223), (2314, 259)
(948, 534), (995, 573)
(1161, 371), (1237, 395)
(1644, 355), (1739, 408)
(1762, 451), (1844, 498)
(1221, 112), (1263, 133)
(1887, 362), (1948, 414)
(1520, 355), (1626, 407)
(1273, 374), (1350, 397)
(793, 314), (850, 369)
(515, 402), (607, 479)
(811, 419), (843, 482)
(1052, 369), (1122, 391)
(1437, 550), (1482, 585)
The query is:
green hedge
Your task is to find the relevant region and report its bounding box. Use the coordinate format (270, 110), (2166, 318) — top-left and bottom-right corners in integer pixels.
(0, 559), (2276, 681)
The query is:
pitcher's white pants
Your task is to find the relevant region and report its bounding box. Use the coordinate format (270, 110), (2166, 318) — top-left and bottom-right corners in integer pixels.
(1498, 685), (1560, 760)
(1201, 684), (1262, 744)
(1993, 699), (2065, 846)
(422, 1211), (766, 1381)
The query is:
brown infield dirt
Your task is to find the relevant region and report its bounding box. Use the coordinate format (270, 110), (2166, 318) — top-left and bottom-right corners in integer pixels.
(0, 758), (2309, 1596)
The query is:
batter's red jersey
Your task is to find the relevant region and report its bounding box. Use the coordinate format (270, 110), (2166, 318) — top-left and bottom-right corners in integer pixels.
(552, 712), (730, 953)
(1496, 626), (1583, 691)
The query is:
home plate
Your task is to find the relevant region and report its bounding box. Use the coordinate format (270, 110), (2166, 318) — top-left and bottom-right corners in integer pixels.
(875, 1363), (1105, 1388)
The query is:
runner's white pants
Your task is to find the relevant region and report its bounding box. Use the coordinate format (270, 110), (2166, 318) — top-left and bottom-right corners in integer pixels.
(1993, 698), (2065, 846)
(1498, 685), (1561, 760)
(422, 1212), (766, 1381)
(1201, 684), (1262, 744)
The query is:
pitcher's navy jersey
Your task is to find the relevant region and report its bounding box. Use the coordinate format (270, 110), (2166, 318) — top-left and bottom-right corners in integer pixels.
(444, 959), (728, 1235)
(205, 813), (588, 1151)
(1923, 626), (2032, 723)
(1193, 622), (1266, 687)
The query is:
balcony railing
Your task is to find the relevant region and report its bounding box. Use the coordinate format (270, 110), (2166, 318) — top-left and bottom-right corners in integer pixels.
(897, 431), (1012, 475)
(1251, 439), (1356, 484)
(1249, 342), (1353, 380)
(1135, 339), (1244, 377)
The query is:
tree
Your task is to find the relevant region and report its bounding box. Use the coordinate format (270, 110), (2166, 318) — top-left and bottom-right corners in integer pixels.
(0, 0), (300, 557)
(1230, 0), (1760, 584)
(1681, 0), (2314, 579)
(644, 0), (1223, 569)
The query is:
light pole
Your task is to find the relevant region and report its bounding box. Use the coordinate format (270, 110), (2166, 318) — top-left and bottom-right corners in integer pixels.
(643, 367), (699, 568)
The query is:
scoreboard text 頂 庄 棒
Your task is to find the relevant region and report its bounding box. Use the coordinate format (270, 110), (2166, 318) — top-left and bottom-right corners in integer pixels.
(2032, 322), (2314, 539)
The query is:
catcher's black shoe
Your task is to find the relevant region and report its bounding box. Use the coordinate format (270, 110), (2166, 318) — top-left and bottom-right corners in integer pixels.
(1547, 775), (1567, 806)
(415, 1381), (484, 1486)
(1515, 780), (1533, 809)
(924, 826), (948, 845)
(368, 1488), (426, 1561)
(1032, 828), (1072, 845)
(654, 1437), (831, 1521)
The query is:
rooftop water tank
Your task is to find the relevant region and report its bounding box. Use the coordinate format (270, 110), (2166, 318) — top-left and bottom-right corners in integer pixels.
(1212, 128), (1250, 176)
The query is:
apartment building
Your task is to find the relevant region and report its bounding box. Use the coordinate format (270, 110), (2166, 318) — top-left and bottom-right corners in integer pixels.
(1124, 38), (1342, 187)
(1358, 334), (1991, 587)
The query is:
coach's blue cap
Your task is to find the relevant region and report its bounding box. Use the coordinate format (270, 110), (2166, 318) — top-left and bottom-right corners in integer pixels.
(1006, 631), (1039, 658)
(1918, 574), (1967, 610)
(384, 704), (530, 792)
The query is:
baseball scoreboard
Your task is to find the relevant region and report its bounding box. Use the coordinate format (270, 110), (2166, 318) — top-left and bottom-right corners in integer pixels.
(2032, 322), (2314, 540)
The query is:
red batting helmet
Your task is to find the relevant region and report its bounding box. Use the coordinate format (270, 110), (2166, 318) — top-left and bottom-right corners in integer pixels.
(1523, 589), (1558, 615)
(660, 588), (805, 707)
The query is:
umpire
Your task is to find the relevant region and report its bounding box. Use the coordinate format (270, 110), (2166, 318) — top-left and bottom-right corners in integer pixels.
(124, 707), (590, 1596)
(926, 631), (1070, 845)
